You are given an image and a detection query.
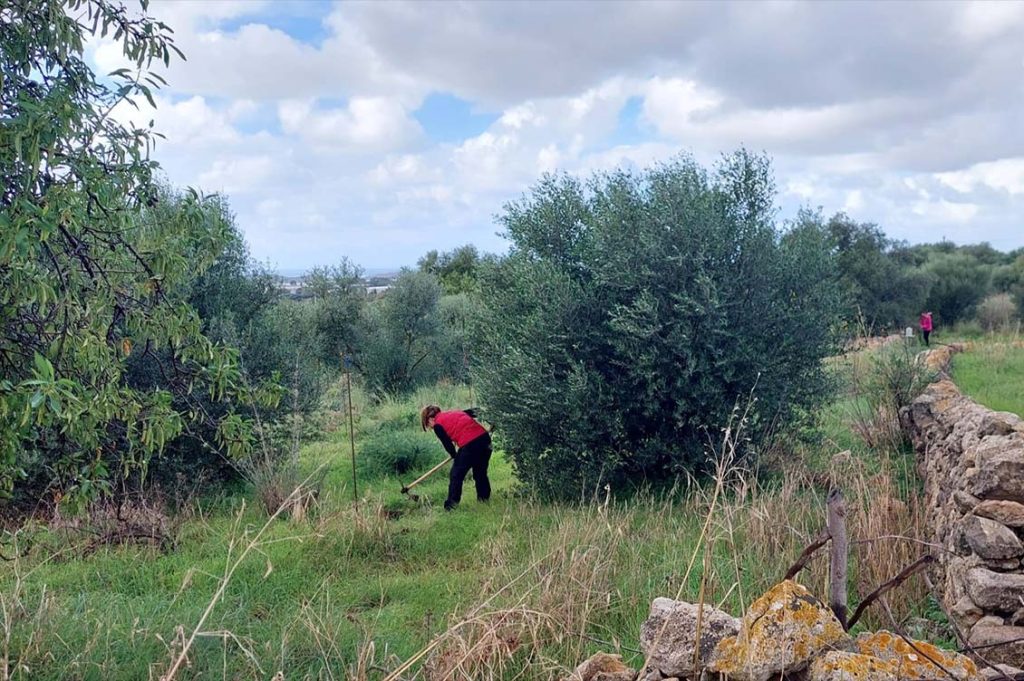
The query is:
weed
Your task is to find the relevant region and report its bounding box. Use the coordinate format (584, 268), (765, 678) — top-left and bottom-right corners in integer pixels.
(847, 343), (936, 450)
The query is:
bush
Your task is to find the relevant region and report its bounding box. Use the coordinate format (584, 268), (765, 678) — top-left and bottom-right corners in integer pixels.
(473, 151), (840, 498)
(849, 343), (936, 450)
(922, 253), (992, 327)
(976, 293), (1018, 332)
(359, 430), (437, 478)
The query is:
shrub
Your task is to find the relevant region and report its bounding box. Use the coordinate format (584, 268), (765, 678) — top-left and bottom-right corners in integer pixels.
(359, 430), (437, 478)
(922, 253), (992, 327)
(473, 151), (840, 498)
(849, 343), (936, 450)
(976, 293), (1018, 332)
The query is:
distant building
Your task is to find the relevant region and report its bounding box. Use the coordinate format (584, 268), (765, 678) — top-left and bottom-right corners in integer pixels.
(366, 285), (391, 296)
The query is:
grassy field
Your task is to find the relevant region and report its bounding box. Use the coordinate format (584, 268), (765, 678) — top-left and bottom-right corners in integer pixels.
(952, 342), (1024, 416)
(1, 364), (941, 680)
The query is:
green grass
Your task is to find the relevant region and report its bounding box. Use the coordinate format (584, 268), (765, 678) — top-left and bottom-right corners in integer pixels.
(0, 376), (938, 680)
(952, 343), (1024, 416)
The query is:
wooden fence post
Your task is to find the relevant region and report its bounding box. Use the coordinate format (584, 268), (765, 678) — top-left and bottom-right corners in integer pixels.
(343, 354), (357, 503)
(827, 487), (848, 629)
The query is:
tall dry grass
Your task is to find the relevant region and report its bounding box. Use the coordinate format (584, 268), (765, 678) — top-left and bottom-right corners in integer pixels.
(386, 435), (929, 679)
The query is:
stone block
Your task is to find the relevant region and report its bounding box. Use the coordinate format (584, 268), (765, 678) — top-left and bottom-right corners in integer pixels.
(639, 598), (738, 679)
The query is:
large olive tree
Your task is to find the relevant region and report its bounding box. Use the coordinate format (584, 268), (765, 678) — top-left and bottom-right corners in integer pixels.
(473, 152), (840, 498)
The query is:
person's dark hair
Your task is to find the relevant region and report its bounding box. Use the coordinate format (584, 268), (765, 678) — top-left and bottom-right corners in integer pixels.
(420, 405), (441, 431)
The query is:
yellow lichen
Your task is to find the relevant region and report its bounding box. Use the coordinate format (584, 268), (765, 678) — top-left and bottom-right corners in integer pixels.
(855, 631), (980, 681)
(810, 651), (899, 681)
(709, 581), (848, 681)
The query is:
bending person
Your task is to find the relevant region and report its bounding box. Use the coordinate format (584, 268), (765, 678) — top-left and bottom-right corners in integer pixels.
(420, 405), (491, 511)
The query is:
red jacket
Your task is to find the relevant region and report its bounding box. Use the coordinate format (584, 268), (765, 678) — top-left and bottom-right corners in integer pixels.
(920, 313), (933, 331)
(434, 410), (487, 447)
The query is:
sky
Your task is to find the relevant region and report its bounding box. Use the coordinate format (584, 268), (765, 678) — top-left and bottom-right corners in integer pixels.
(89, 0), (1024, 271)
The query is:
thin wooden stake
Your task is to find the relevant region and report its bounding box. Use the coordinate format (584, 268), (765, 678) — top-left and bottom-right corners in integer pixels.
(344, 355), (358, 503)
(827, 487), (848, 630)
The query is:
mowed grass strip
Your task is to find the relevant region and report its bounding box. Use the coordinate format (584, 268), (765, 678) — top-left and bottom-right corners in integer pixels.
(953, 343), (1024, 416)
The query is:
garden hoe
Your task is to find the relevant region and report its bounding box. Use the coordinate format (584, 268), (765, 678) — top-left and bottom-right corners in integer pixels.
(400, 457), (452, 502)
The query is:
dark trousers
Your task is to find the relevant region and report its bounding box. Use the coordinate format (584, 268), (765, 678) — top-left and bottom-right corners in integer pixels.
(923, 329), (931, 346)
(445, 433), (491, 510)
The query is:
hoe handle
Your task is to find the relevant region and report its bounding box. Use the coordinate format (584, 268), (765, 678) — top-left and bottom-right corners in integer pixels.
(401, 457), (452, 494)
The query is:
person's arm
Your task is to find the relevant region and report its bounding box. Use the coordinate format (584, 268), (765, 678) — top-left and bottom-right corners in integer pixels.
(433, 424), (458, 457)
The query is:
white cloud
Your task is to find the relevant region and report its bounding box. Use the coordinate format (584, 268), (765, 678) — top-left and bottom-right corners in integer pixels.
(936, 159), (1024, 196)
(197, 156), (275, 195)
(785, 178), (818, 201)
(957, 1), (1024, 41)
(641, 78), (721, 136)
(277, 97), (422, 152)
(911, 199), (980, 223)
(111, 94), (240, 149)
(842, 190), (865, 213)
(368, 154), (440, 185)
(81, 2), (1024, 267)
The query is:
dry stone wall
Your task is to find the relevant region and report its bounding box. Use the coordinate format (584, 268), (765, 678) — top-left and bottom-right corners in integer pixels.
(565, 580), (986, 681)
(901, 343), (1024, 667)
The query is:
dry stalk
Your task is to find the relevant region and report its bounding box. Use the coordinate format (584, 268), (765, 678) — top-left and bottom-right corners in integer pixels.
(159, 464), (326, 681)
(640, 392), (755, 678)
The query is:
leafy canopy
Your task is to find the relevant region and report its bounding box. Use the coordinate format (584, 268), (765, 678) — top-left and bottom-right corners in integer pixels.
(0, 0), (274, 506)
(473, 152), (839, 498)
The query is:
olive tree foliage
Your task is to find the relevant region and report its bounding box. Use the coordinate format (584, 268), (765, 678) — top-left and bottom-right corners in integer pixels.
(0, 0), (276, 507)
(805, 212), (933, 333)
(992, 254), (1024, 317)
(417, 244), (496, 295)
(976, 293), (1018, 332)
(360, 271), (443, 395)
(472, 152), (840, 498)
(305, 259), (366, 366)
(922, 252), (993, 327)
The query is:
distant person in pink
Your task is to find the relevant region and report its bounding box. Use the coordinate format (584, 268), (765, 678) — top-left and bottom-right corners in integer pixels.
(920, 311), (933, 346)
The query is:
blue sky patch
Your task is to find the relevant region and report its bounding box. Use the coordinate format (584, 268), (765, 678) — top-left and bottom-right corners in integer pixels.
(218, 1), (334, 46)
(414, 93), (499, 144)
(612, 96), (648, 147)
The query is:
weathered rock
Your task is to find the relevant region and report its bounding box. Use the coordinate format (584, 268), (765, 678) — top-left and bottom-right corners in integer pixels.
(855, 631), (980, 681)
(972, 615), (1006, 630)
(923, 345), (965, 373)
(708, 581), (848, 681)
(963, 516), (1024, 560)
(639, 598), (738, 678)
(591, 673), (634, 681)
(965, 568), (1024, 612)
(808, 651), (898, 681)
(981, 557), (1022, 571)
(967, 439), (1024, 503)
(950, 595), (984, 625)
(980, 663), (1024, 681)
(564, 652), (634, 681)
(968, 625), (1024, 669)
(974, 500), (1024, 528)
(980, 412), (1024, 438)
(1011, 606), (1024, 626)
(956, 491), (983, 513)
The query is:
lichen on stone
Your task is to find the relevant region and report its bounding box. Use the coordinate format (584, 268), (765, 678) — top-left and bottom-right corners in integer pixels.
(854, 631), (980, 681)
(708, 580), (848, 681)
